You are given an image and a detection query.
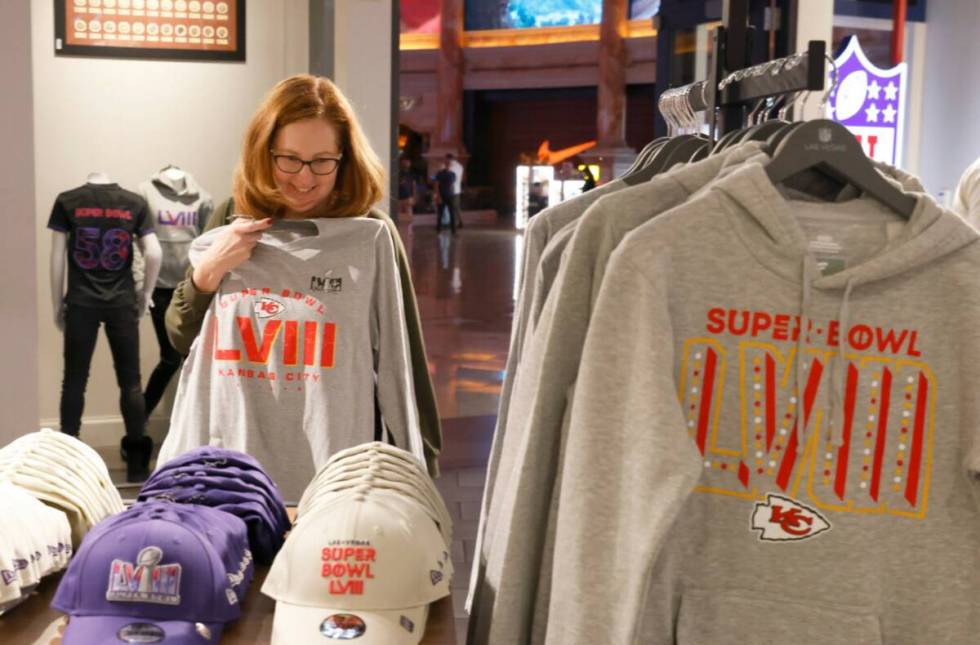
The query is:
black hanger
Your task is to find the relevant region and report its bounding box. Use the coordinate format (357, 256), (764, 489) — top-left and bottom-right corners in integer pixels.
(766, 119), (916, 218)
(620, 137), (669, 178)
(765, 121), (801, 151)
(622, 136), (705, 186)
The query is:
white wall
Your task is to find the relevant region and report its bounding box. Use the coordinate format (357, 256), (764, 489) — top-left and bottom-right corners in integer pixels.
(32, 0), (309, 449)
(918, 0), (980, 196)
(0, 2), (40, 446)
(333, 0), (393, 204)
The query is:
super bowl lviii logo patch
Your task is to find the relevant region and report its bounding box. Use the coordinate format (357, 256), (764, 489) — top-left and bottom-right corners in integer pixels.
(751, 494), (831, 542)
(107, 546), (182, 605)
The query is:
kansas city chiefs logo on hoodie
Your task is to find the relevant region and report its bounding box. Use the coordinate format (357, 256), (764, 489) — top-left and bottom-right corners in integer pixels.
(751, 494), (831, 542)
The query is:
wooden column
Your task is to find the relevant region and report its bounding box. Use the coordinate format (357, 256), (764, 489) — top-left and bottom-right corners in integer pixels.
(426, 0), (468, 174)
(584, 0), (635, 182)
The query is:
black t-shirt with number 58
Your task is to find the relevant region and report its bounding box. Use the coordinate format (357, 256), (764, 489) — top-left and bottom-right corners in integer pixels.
(47, 183), (155, 307)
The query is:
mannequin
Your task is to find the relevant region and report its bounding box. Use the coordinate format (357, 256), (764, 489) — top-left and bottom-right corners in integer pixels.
(48, 174), (162, 482)
(161, 165), (187, 191)
(137, 165), (213, 420)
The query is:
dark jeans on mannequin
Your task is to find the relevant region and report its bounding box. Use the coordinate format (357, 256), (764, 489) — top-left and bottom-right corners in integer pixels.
(60, 304), (145, 438)
(143, 287), (183, 418)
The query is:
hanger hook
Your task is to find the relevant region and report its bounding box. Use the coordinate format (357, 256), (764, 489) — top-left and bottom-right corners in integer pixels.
(819, 53), (839, 114)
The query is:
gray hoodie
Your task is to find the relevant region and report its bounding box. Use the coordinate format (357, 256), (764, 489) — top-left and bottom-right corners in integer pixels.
(468, 144), (765, 645)
(137, 169), (213, 288)
(547, 160), (980, 644)
(157, 218), (423, 501)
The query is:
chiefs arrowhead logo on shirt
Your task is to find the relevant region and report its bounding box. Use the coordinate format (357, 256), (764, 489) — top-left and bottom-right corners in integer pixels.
(751, 494), (831, 542)
(253, 297), (285, 319)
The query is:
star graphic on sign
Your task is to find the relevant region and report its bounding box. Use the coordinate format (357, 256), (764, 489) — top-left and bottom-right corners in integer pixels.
(884, 81), (898, 101)
(865, 103), (880, 123)
(882, 103), (897, 123)
(867, 79), (882, 100)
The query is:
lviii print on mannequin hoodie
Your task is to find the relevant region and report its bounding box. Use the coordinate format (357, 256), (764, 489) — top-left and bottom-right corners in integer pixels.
(546, 160), (980, 645)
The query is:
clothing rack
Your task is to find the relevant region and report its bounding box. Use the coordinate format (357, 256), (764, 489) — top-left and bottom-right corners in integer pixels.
(657, 0), (826, 141)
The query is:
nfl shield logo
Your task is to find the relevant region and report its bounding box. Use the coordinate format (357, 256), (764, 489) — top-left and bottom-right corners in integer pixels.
(828, 35), (907, 166)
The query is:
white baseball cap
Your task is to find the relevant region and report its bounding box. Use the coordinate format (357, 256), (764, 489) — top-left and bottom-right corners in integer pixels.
(310, 451), (444, 505)
(299, 459), (453, 544)
(0, 482), (72, 603)
(262, 488), (452, 644)
(304, 444), (449, 519)
(0, 430), (123, 544)
(302, 475), (453, 547)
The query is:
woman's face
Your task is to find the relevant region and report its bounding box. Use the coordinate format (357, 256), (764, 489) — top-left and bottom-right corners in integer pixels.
(270, 117), (342, 216)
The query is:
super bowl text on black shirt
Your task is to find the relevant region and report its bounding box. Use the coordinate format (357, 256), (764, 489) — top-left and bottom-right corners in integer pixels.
(47, 183), (154, 307)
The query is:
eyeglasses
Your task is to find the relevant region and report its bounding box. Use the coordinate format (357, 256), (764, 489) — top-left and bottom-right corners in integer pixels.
(270, 151), (343, 176)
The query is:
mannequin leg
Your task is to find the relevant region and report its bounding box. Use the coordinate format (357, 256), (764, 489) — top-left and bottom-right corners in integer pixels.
(143, 287), (182, 417)
(59, 305), (102, 437)
(103, 306), (146, 438)
(105, 305), (151, 481)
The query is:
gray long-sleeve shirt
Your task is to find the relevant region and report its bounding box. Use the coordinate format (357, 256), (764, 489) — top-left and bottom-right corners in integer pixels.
(157, 218), (424, 501)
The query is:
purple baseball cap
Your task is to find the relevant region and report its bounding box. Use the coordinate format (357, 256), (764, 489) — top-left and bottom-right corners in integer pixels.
(52, 503), (253, 644)
(136, 485), (285, 564)
(146, 462), (282, 503)
(139, 471), (289, 534)
(153, 447), (271, 478)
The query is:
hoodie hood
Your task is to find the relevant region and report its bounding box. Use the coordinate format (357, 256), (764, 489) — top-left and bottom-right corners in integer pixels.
(151, 167), (204, 201)
(712, 161), (978, 445)
(716, 161), (977, 290)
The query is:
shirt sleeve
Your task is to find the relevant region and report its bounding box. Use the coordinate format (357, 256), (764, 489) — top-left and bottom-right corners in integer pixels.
(372, 224), (425, 465)
(47, 197), (70, 233)
(135, 198), (155, 237)
(545, 245), (701, 645)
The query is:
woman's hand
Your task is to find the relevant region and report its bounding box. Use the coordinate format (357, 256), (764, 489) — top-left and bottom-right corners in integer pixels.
(191, 217), (273, 293)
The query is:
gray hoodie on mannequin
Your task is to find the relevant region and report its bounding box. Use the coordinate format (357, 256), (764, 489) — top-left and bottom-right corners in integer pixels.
(137, 169), (213, 288)
(547, 161), (980, 645)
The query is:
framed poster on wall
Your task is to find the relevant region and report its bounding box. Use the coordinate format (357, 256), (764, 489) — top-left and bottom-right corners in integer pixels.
(54, 0), (246, 62)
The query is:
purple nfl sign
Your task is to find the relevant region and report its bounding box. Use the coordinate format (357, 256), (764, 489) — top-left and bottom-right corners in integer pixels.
(828, 37), (908, 167)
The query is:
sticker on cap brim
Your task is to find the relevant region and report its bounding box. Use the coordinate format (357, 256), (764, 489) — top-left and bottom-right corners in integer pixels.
(117, 622), (165, 643)
(195, 623), (213, 640)
(320, 614), (367, 639)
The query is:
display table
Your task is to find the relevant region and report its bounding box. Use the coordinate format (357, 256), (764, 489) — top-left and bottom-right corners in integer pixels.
(0, 570), (456, 645)
(0, 507), (458, 645)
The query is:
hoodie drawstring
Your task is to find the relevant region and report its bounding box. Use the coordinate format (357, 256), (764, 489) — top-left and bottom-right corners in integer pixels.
(829, 278), (857, 446)
(795, 257), (812, 443)
(797, 258), (857, 448)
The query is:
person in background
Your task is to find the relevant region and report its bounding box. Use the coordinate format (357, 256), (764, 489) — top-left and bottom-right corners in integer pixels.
(953, 156), (980, 228)
(433, 160), (458, 235)
(580, 165), (597, 192)
(397, 156), (415, 221)
(445, 153), (464, 230)
(528, 181), (548, 218)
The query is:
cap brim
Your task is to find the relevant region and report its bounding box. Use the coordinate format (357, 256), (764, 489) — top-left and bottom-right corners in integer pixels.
(63, 615), (225, 644)
(271, 602), (428, 645)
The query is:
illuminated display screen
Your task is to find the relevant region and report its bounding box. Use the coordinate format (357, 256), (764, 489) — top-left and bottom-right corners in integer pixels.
(436, 0), (661, 32)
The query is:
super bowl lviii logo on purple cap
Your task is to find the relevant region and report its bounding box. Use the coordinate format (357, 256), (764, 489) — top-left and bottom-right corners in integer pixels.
(828, 36), (908, 167)
(107, 546), (182, 605)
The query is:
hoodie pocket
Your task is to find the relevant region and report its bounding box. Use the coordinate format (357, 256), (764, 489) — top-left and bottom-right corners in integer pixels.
(676, 588), (881, 645)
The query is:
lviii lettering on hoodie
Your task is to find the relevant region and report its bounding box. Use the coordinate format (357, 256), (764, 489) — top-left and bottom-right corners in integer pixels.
(683, 307), (934, 520)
